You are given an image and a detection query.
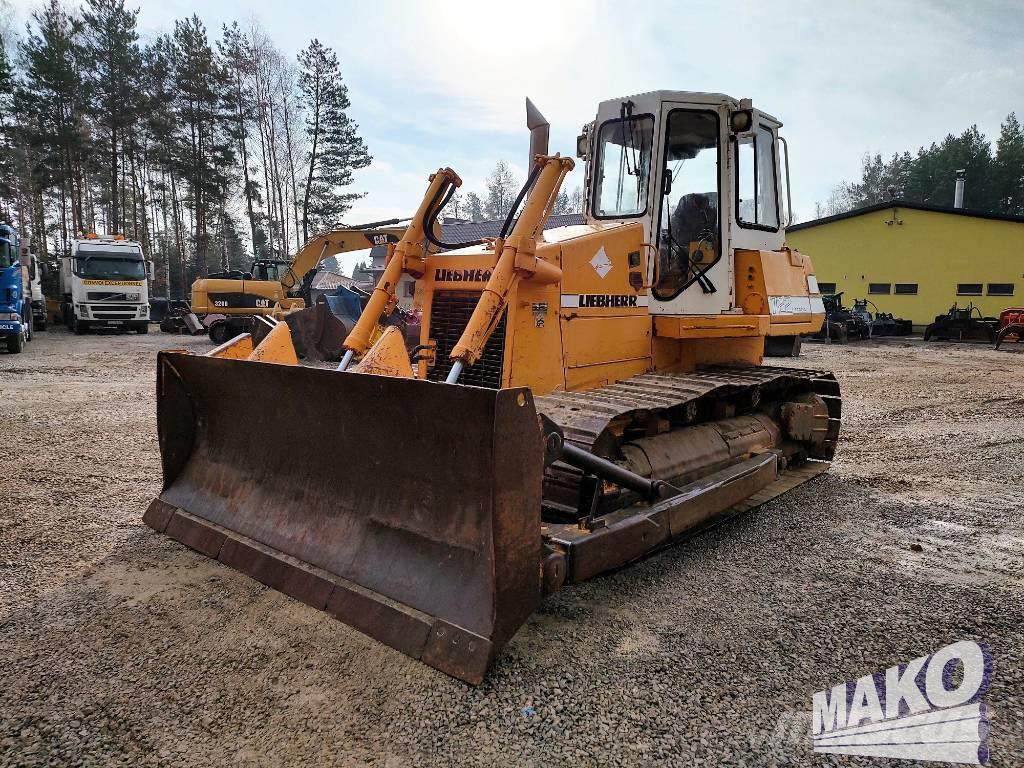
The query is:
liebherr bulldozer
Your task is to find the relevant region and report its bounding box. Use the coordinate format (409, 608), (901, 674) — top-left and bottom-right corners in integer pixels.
(145, 91), (840, 685)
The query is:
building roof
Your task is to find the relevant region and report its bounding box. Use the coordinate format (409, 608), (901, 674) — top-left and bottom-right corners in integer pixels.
(440, 213), (585, 244)
(310, 270), (356, 292)
(789, 200), (1024, 232)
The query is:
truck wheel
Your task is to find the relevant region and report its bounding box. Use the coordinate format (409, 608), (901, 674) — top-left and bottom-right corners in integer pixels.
(208, 320), (230, 345)
(6, 331), (24, 353)
(136, 323), (150, 335)
(73, 314), (87, 335)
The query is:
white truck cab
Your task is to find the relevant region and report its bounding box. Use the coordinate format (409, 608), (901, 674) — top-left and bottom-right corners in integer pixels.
(60, 235), (153, 334)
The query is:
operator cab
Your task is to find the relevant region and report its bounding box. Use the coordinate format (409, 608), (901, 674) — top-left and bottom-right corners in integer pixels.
(580, 91), (792, 316)
(250, 259), (288, 282)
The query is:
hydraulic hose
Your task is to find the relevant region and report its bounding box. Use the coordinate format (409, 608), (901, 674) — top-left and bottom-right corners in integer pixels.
(422, 185), (486, 251)
(498, 164), (543, 239)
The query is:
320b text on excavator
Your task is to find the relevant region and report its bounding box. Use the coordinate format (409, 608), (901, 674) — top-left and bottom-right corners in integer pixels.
(144, 90), (841, 685)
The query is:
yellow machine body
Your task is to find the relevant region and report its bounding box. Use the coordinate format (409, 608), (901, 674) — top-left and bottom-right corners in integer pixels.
(410, 226), (823, 393)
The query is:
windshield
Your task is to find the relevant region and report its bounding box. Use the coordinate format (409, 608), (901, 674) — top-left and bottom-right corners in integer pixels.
(75, 254), (146, 281)
(251, 262), (282, 282)
(593, 115), (654, 218)
(0, 240), (13, 269)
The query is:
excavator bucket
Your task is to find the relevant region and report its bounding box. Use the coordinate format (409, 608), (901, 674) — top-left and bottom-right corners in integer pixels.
(144, 350), (544, 684)
(283, 300), (348, 362)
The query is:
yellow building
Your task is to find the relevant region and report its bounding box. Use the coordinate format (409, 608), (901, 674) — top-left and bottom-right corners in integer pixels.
(787, 201), (1024, 325)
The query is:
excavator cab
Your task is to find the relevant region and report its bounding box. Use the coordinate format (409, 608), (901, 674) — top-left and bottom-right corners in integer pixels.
(250, 259), (286, 283)
(146, 91), (837, 685)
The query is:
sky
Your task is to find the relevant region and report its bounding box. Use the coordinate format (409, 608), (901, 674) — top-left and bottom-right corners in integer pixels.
(6, 0), (1024, 234)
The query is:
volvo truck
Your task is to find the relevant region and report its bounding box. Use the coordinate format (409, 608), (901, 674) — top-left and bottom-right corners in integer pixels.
(60, 235), (152, 334)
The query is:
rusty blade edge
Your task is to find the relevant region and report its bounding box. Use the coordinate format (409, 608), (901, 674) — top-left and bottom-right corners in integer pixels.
(143, 497), (494, 686)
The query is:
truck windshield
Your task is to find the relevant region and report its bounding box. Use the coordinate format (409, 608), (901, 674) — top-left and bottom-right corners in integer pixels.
(76, 255), (146, 280)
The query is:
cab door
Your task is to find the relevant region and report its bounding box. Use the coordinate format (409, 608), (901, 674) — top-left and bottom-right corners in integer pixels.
(648, 100), (732, 316)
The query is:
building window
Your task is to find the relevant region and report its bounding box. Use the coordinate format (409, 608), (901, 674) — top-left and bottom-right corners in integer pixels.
(818, 282), (837, 294)
(987, 283), (1014, 296)
(894, 283), (918, 295)
(957, 283), (983, 296)
(868, 283), (891, 295)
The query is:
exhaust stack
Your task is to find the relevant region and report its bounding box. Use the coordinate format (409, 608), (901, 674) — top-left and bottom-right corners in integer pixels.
(526, 98), (549, 165)
(954, 169), (966, 209)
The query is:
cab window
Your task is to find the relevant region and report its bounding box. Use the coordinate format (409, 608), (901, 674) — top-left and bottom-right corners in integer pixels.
(592, 115), (654, 218)
(736, 125), (779, 230)
(253, 263), (280, 281)
(655, 109), (721, 299)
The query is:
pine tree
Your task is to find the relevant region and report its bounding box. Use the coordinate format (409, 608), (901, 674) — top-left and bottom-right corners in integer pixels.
(484, 160), (518, 220)
(219, 22), (265, 255)
(297, 39), (369, 238)
(465, 191), (484, 222)
(569, 185), (583, 214)
(551, 190), (570, 215)
(18, 0), (88, 243)
(0, 33), (18, 218)
(81, 0), (143, 233)
(994, 113), (1024, 215)
(172, 15), (234, 275)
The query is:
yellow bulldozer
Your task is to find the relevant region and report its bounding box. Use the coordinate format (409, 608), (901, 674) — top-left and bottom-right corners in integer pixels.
(190, 222), (405, 344)
(145, 91), (840, 685)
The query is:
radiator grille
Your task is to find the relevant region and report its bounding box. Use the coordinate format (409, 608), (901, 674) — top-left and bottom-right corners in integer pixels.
(87, 291), (135, 301)
(427, 292), (506, 389)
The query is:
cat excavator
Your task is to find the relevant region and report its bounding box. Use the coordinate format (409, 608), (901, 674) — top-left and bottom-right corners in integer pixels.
(145, 91), (840, 685)
(191, 222), (405, 344)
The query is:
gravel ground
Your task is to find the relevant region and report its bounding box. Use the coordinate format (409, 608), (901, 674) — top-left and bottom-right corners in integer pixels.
(1, 328), (1022, 767)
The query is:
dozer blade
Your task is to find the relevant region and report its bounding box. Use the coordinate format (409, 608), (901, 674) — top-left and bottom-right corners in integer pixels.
(144, 350), (544, 684)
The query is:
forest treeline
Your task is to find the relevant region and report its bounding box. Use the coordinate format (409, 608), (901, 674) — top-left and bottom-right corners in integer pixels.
(0, 0), (375, 296)
(0, 0), (586, 298)
(815, 115), (1024, 219)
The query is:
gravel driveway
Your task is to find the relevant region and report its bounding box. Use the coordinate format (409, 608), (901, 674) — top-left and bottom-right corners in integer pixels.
(2, 329), (1022, 766)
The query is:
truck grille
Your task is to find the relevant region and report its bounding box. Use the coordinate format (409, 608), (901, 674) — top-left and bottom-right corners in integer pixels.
(427, 292), (506, 389)
(90, 304), (136, 312)
(88, 291), (133, 301)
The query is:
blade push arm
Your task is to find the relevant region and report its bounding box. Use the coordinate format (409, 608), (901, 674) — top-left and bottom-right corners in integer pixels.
(446, 154), (573, 383)
(339, 168), (462, 370)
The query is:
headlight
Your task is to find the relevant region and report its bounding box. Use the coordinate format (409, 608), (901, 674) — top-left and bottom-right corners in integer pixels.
(140, 306), (149, 316)
(2, 312), (19, 321)
(76, 305), (89, 317)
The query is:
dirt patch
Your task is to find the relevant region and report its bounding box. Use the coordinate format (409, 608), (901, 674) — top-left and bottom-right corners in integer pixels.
(2, 330), (1022, 766)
